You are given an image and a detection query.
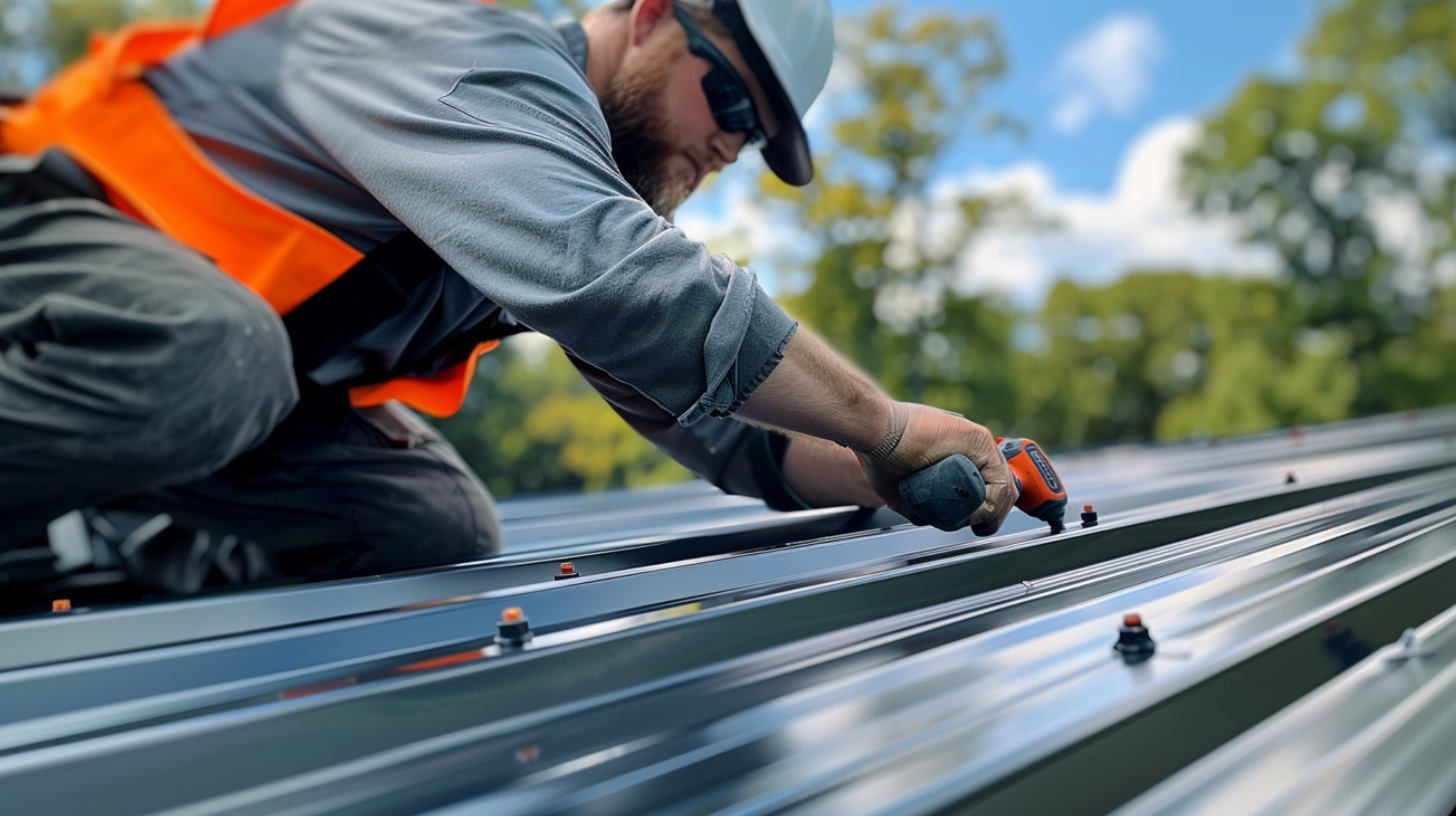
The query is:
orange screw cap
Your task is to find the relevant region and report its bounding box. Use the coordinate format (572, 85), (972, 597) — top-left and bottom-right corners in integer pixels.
(554, 562), (582, 581)
(1114, 612), (1156, 662)
(496, 606), (533, 646)
(52, 599), (71, 613)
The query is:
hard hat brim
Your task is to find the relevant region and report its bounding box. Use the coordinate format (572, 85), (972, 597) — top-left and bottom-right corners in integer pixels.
(761, 95), (812, 187)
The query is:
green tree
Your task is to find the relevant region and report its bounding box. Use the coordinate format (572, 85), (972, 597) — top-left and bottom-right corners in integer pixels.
(1184, 0), (1456, 415)
(0, 0), (203, 93)
(1018, 272), (1362, 448)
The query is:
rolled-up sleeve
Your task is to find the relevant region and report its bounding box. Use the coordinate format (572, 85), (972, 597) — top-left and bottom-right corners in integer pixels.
(276, 0), (795, 423)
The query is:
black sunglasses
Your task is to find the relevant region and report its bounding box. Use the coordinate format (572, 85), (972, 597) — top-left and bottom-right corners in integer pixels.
(671, 4), (768, 150)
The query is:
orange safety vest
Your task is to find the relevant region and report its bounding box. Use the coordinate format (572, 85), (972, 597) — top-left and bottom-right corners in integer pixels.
(0, 0), (497, 417)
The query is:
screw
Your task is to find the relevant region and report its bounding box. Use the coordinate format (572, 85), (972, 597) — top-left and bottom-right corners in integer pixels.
(1080, 505), (1099, 528)
(51, 599), (71, 613)
(1114, 612), (1155, 663)
(1285, 471), (1297, 484)
(496, 606), (533, 647)
(554, 562), (581, 581)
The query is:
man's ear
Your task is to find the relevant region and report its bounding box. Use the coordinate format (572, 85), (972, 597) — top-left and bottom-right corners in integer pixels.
(630, 0), (674, 47)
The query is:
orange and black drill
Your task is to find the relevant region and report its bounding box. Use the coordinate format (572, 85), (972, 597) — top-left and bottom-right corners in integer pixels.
(996, 437), (1069, 532)
(897, 436), (1069, 533)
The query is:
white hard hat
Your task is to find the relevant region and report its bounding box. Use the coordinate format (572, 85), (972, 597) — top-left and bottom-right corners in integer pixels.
(681, 0), (834, 186)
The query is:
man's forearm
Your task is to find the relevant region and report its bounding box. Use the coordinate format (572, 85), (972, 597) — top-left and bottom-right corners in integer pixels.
(739, 325), (1019, 535)
(781, 435), (882, 508)
(738, 328), (892, 453)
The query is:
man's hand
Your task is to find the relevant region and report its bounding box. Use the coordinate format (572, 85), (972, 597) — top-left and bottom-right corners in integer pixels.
(738, 329), (1017, 536)
(856, 402), (1017, 536)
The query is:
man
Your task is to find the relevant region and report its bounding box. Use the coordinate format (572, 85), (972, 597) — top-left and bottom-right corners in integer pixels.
(0, 0), (1015, 593)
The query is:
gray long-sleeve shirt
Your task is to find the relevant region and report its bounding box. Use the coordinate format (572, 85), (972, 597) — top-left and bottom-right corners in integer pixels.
(144, 0), (797, 425)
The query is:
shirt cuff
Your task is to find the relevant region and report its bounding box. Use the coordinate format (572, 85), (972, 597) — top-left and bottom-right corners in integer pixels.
(676, 280), (797, 427)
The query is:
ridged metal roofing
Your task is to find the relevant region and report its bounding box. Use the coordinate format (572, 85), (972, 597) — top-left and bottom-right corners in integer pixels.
(2, 406), (1455, 815)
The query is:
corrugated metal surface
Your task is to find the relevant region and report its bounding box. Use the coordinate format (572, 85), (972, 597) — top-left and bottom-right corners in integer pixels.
(3, 407), (1456, 815)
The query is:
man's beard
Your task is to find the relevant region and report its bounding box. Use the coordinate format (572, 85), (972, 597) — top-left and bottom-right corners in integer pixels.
(599, 51), (693, 221)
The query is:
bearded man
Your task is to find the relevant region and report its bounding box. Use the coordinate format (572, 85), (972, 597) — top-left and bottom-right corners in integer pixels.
(0, 0), (1016, 592)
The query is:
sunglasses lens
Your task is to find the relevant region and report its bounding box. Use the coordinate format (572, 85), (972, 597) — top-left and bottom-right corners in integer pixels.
(676, 6), (767, 149)
(702, 71), (754, 129)
(701, 69), (766, 150)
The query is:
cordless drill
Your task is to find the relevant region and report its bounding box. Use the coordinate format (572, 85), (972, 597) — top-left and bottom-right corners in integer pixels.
(995, 437), (1069, 532)
(897, 436), (1068, 533)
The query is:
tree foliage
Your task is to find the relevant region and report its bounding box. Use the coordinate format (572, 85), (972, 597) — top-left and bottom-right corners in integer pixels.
(1, 0), (202, 94)
(1183, 0), (1456, 415)
(1020, 273), (1362, 447)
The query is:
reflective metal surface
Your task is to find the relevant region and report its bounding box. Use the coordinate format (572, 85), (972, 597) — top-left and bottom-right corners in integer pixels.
(2, 407), (1455, 816)
(1113, 601), (1456, 816)
(75, 476), (1449, 816)
(0, 455), (1445, 763)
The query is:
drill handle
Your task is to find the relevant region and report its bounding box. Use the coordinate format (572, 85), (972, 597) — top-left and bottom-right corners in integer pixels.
(897, 455), (988, 532)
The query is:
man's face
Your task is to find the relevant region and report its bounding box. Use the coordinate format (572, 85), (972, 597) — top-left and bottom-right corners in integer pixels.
(599, 7), (780, 220)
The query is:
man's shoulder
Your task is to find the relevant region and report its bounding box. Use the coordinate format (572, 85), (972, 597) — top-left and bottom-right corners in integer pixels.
(286, 0), (595, 114)
(278, 0), (612, 177)
(289, 0), (576, 65)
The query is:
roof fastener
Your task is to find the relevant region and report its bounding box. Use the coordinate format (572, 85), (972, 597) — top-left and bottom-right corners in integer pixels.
(51, 599), (71, 613)
(496, 606), (533, 647)
(1081, 505), (1099, 528)
(554, 562), (581, 581)
(1114, 612), (1155, 664)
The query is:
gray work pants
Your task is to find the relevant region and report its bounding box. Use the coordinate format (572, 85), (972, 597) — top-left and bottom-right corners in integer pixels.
(0, 176), (501, 586)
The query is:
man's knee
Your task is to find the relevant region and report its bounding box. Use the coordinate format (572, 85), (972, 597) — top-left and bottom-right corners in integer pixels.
(72, 267), (302, 489)
(0, 204), (299, 523)
(158, 275), (298, 479)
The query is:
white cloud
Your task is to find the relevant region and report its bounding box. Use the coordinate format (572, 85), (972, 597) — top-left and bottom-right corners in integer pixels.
(1050, 14), (1166, 134)
(953, 118), (1281, 306)
(676, 118), (1280, 311)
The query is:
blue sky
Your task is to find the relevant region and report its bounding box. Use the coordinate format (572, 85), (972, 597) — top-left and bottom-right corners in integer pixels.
(679, 0), (1318, 305)
(826, 0), (1315, 194)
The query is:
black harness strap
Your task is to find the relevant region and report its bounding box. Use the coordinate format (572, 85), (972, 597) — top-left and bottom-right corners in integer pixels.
(281, 230), (442, 374)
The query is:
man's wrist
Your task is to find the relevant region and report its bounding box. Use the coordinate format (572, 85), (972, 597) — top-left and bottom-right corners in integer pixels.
(862, 401), (907, 459)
